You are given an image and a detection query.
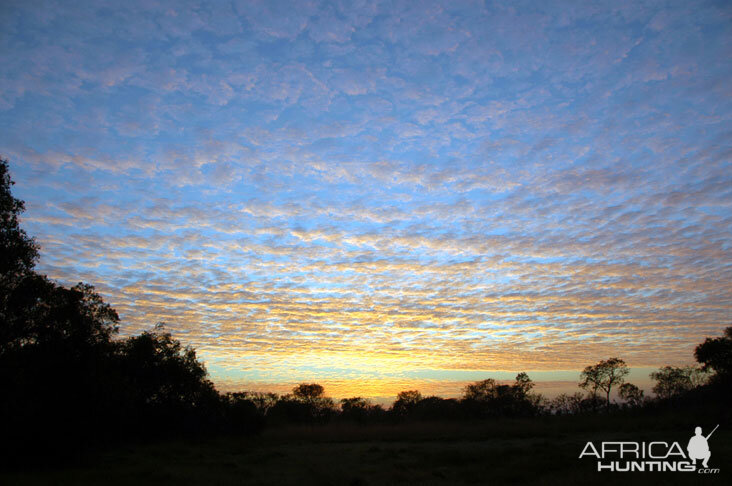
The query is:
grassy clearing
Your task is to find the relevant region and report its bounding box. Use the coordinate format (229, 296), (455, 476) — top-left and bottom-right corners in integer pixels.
(3, 415), (729, 485)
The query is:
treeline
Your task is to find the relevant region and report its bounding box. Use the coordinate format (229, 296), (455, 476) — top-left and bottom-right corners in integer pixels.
(218, 339), (732, 429)
(219, 371), (544, 429)
(1, 158), (730, 465)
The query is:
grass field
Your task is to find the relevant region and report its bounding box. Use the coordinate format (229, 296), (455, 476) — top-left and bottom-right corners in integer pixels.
(3, 415), (729, 485)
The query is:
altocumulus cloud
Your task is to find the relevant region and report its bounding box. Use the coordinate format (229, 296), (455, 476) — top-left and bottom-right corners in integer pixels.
(1, 0), (730, 397)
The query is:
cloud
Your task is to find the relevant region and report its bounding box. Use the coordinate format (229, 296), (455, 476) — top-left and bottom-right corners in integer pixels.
(1, 0), (731, 396)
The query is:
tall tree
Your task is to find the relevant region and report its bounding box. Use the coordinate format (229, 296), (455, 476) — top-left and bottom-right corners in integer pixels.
(694, 327), (732, 383)
(0, 158), (38, 281)
(513, 372), (535, 397)
(579, 357), (629, 412)
(0, 159), (227, 459)
(0, 159), (41, 353)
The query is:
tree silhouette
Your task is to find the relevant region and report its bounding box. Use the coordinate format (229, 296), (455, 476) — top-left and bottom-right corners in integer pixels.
(462, 379), (497, 402)
(340, 397), (386, 422)
(293, 383), (325, 402)
(579, 357), (629, 412)
(340, 396), (369, 418)
(274, 383), (335, 423)
(618, 383), (644, 408)
(221, 392), (265, 433)
(694, 327), (732, 383)
(0, 161), (123, 453)
(550, 392), (586, 415)
(461, 374), (541, 417)
(0, 158), (38, 281)
(1, 158), (43, 355)
(2, 278), (119, 360)
(1, 278), (122, 460)
(117, 325), (216, 409)
(238, 391), (279, 415)
(649, 366), (703, 400)
(513, 372), (534, 396)
(392, 390), (422, 416)
(0, 159), (227, 460)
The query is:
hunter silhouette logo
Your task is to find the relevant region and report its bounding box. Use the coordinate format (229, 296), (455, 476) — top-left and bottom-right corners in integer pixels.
(579, 425), (721, 473)
(687, 425), (717, 469)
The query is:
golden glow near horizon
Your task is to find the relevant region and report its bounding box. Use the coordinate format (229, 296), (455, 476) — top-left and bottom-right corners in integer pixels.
(2, 1), (731, 399)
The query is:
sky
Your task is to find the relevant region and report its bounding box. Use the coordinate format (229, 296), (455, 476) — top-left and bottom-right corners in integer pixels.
(1, 0), (731, 401)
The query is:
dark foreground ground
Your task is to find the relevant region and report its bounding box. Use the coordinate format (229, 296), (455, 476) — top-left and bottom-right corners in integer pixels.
(3, 414), (729, 485)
